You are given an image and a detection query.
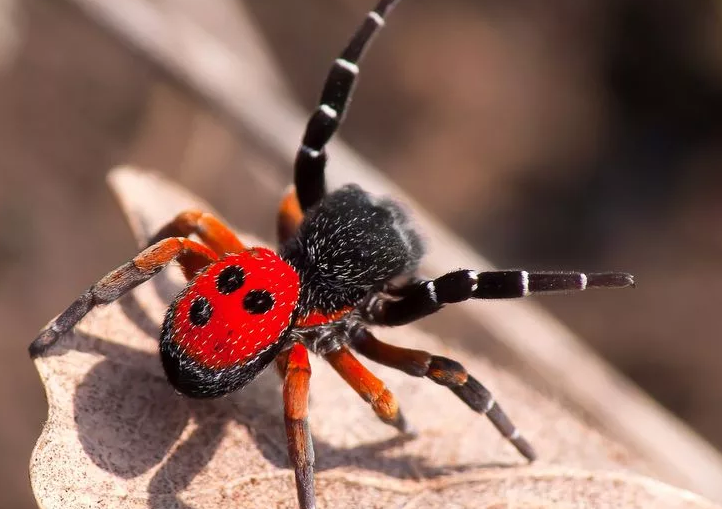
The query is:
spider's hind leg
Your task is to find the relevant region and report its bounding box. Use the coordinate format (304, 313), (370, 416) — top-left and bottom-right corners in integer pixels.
(147, 209), (245, 261)
(324, 344), (416, 436)
(350, 327), (536, 461)
(29, 238), (217, 357)
(31, 208), (243, 357)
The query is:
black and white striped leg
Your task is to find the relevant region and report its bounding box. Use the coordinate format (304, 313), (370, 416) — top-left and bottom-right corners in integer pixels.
(350, 326), (536, 461)
(294, 0), (402, 211)
(365, 269), (635, 326)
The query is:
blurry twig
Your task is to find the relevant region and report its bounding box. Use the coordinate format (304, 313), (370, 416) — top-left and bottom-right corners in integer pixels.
(0, 0), (21, 69)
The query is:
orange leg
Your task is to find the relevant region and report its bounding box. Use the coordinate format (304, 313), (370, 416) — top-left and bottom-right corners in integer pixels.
(324, 345), (414, 435)
(29, 238), (217, 357)
(277, 187), (305, 244)
(148, 209), (246, 258)
(350, 327), (536, 461)
(279, 344), (316, 509)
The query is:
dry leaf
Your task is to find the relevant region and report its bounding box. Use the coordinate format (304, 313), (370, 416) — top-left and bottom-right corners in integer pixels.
(30, 167), (719, 509)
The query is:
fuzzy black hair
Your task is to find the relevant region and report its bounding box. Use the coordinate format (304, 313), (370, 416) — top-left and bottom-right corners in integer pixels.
(281, 184), (424, 314)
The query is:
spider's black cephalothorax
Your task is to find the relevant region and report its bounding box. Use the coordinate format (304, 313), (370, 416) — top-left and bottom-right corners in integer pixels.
(280, 184), (423, 316)
(29, 1), (635, 508)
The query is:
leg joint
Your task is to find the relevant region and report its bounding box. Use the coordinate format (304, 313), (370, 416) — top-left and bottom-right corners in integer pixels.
(450, 375), (494, 414)
(434, 270), (476, 303)
(371, 388), (399, 422)
(427, 356), (468, 386)
(93, 262), (148, 303)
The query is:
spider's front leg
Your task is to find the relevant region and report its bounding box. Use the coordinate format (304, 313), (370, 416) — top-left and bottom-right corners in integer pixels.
(294, 0), (401, 211)
(29, 237), (217, 357)
(277, 344), (316, 509)
(350, 327), (536, 461)
(365, 269), (635, 326)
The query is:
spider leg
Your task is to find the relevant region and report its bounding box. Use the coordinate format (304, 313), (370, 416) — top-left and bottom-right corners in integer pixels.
(146, 209), (245, 256)
(366, 269), (635, 326)
(277, 186), (305, 244)
(294, 0), (401, 211)
(29, 238), (217, 357)
(277, 343), (316, 509)
(350, 326), (536, 461)
(324, 344), (415, 435)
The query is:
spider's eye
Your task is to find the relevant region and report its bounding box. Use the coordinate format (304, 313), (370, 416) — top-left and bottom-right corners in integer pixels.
(243, 289), (275, 314)
(217, 265), (245, 294)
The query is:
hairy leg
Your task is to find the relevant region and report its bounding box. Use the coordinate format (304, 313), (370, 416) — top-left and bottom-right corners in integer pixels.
(147, 209), (245, 257)
(366, 269), (634, 326)
(30, 238), (217, 357)
(324, 344), (414, 435)
(277, 344), (316, 509)
(350, 327), (536, 461)
(294, 0), (402, 211)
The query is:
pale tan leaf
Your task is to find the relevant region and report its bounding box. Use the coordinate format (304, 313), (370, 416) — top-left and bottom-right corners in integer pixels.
(30, 167), (720, 509)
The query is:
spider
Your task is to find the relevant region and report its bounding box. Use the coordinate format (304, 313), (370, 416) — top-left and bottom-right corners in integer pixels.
(30, 1), (634, 508)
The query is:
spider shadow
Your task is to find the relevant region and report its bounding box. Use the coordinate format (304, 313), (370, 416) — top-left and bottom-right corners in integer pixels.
(56, 275), (516, 508)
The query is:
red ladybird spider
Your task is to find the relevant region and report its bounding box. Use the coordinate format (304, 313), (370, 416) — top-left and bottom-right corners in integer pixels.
(30, 1), (634, 508)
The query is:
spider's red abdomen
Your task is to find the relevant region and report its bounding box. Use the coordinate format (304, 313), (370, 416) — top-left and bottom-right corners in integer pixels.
(160, 248), (300, 397)
(174, 248), (299, 367)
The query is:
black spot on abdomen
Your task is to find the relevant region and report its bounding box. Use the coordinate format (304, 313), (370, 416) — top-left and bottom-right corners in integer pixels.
(217, 265), (245, 294)
(243, 289), (274, 314)
(189, 296), (212, 326)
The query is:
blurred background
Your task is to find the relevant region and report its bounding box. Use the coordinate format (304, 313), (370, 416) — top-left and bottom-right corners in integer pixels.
(2, 0), (722, 507)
